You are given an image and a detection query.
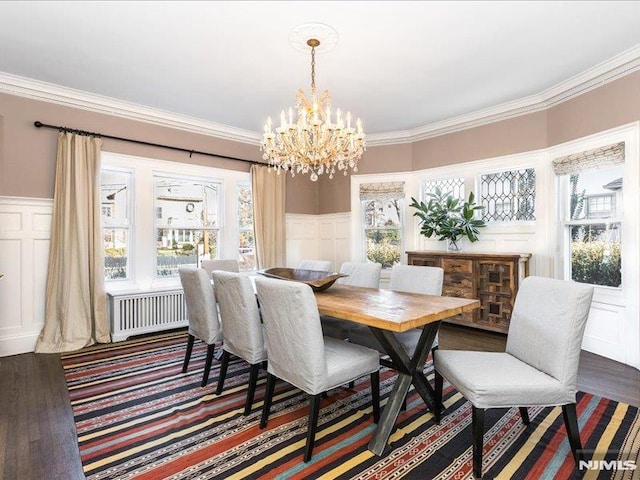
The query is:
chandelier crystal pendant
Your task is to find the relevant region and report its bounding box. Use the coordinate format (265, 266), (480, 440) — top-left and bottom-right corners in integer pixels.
(260, 38), (366, 181)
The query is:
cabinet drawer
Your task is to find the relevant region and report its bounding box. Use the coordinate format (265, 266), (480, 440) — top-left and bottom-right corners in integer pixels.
(442, 258), (473, 273)
(409, 256), (440, 268)
(443, 284), (474, 298)
(443, 273), (473, 290)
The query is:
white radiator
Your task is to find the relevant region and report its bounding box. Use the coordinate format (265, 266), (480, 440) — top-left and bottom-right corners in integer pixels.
(108, 288), (189, 342)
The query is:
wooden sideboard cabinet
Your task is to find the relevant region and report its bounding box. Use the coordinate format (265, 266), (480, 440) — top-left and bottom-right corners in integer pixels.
(406, 251), (531, 334)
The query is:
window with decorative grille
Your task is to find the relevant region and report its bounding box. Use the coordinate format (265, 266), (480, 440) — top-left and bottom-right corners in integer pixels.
(479, 168), (536, 222)
(421, 177), (465, 201)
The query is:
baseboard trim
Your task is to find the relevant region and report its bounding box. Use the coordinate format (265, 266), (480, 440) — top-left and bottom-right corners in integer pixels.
(0, 330), (40, 357)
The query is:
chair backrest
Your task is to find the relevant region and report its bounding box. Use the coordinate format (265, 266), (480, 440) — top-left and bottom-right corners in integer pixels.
(390, 264), (444, 295)
(254, 276), (328, 394)
(337, 262), (382, 288)
(201, 259), (240, 277)
(212, 270), (264, 364)
(179, 267), (221, 344)
(506, 276), (594, 390)
(298, 259), (332, 271)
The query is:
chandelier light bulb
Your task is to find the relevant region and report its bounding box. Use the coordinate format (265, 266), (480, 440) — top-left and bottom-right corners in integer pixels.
(260, 37), (366, 181)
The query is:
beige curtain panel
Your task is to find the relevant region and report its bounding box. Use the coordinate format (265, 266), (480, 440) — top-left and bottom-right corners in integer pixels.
(251, 165), (286, 269)
(35, 132), (110, 353)
(552, 142), (625, 176)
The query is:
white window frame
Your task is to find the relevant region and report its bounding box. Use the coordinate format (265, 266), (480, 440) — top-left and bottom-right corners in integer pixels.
(153, 172), (224, 278)
(101, 167), (134, 282)
(360, 194), (405, 269)
(101, 151), (251, 291)
(236, 182), (256, 272)
(548, 122), (639, 368)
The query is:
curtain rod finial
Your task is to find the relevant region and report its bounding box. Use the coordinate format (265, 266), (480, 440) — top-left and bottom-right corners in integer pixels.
(34, 121), (43, 128)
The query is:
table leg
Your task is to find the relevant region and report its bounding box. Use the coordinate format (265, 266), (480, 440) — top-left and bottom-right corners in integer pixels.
(366, 322), (440, 455)
(368, 373), (412, 455)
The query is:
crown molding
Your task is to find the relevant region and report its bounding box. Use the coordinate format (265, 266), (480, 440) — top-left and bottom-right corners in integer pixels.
(1, 43), (639, 148)
(0, 72), (262, 145)
(367, 43), (640, 146)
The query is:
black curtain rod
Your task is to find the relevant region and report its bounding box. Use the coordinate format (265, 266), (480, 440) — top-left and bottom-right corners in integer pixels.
(33, 121), (264, 166)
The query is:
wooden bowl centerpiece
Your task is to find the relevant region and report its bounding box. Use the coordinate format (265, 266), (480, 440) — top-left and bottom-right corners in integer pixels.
(258, 268), (347, 292)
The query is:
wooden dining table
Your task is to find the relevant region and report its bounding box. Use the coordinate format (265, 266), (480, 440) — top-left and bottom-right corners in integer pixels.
(314, 284), (480, 456)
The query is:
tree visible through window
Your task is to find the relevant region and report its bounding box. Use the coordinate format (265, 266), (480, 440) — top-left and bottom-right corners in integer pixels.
(566, 168), (622, 287)
(360, 182), (404, 268)
(237, 183), (256, 271)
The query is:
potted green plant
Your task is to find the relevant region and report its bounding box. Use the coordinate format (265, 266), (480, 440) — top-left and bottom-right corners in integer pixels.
(409, 187), (486, 251)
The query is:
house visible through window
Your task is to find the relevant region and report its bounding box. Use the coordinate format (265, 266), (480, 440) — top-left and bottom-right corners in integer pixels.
(554, 142), (624, 288)
(154, 175), (222, 277)
(360, 182), (404, 268)
(101, 169), (132, 280)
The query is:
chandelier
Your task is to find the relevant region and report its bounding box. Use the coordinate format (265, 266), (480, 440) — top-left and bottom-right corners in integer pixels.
(260, 38), (366, 181)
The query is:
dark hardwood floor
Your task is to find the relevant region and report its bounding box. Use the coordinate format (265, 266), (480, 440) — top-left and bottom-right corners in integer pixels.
(0, 324), (638, 480)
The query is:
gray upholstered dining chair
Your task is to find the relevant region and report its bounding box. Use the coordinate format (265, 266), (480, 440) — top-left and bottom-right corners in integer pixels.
(255, 276), (381, 462)
(348, 264), (444, 355)
(201, 259), (240, 277)
(321, 261), (383, 339)
(336, 261), (382, 288)
(212, 270), (267, 415)
(433, 276), (594, 479)
(179, 266), (222, 387)
(298, 259), (332, 271)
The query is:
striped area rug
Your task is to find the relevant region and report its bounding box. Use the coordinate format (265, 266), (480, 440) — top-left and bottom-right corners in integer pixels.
(61, 331), (639, 479)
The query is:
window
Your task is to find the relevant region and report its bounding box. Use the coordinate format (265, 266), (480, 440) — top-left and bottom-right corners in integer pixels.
(360, 182), (404, 268)
(554, 142), (624, 288)
(480, 168), (536, 222)
(101, 169), (132, 280)
(237, 183), (256, 271)
(421, 177), (465, 201)
(154, 175), (222, 277)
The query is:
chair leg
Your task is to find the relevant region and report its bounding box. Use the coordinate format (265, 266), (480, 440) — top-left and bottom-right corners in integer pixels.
(260, 373), (276, 429)
(519, 407), (530, 425)
(215, 350), (230, 395)
(201, 344), (216, 387)
(304, 393), (322, 462)
(182, 334), (195, 373)
(244, 363), (260, 416)
(434, 369), (443, 424)
(562, 403), (584, 464)
(371, 371), (380, 423)
(472, 406), (485, 479)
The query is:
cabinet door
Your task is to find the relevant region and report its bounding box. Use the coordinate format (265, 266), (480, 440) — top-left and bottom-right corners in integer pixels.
(477, 260), (516, 333)
(441, 258), (477, 325)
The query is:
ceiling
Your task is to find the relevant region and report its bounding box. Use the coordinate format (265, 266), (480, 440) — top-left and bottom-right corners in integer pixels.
(2, 1), (640, 140)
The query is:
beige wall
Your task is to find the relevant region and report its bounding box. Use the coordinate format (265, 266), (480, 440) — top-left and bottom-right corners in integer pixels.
(411, 111), (548, 169)
(285, 173), (318, 214)
(547, 70), (640, 146)
(323, 70), (640, 209)
(2, 69), (640, 214)
(0, 94), (269, 195)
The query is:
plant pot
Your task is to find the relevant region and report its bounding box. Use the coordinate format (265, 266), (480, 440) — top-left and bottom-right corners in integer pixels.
(447, 238), (463, 252)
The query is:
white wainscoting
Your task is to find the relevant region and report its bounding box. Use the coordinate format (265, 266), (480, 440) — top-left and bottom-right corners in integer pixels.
(0, 196), (52, 356)
(285, 213), (351, 273)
